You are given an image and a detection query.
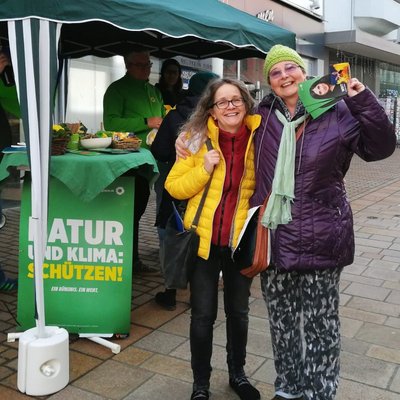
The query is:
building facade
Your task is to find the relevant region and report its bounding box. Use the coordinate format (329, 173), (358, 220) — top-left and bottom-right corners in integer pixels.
(223, 0), (326, 99)
(227, 0), (400, 136)
(65, 0), (400, 136)
(324, 0), (400, 137)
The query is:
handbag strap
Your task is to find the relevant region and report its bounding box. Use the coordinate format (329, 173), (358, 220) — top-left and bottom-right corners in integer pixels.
(295, 115), (310, 141)
(191, 138), (213, 228)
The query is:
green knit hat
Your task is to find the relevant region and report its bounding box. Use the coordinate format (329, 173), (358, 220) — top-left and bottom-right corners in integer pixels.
(263, 45), (306, 81)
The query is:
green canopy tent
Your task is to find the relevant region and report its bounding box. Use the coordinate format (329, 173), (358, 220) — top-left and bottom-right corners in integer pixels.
(3, 0), (295, 59)
(0, 0), (295, 395)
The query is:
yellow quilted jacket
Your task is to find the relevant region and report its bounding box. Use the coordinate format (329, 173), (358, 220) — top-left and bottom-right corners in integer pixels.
(165, 114), (261, 260)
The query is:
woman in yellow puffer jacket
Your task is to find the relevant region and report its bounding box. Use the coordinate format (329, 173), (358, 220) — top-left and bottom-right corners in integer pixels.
(165, 78), (261, 400)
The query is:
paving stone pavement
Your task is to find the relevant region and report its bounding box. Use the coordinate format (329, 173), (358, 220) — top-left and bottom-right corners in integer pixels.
(0, 150), (399, 399)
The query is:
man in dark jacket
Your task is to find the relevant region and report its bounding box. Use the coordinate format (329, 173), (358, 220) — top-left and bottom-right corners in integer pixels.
(151, 71), (218, 310)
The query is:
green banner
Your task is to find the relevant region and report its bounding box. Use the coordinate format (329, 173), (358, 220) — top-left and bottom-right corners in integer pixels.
(17, 176), (134, 334)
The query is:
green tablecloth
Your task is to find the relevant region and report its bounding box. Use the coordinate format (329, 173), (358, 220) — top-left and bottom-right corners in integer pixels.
(0, 149), (159, 202)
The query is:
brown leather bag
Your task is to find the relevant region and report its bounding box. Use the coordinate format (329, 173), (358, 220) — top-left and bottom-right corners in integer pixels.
(239, 196), (269, 278)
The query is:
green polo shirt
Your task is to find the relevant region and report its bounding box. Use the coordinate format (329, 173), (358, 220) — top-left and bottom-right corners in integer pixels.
(103, 74), (164, 149)
(0, 79), (20, 118)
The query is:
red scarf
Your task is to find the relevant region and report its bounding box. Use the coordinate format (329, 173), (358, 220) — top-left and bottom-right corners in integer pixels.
(212, 124), (250, 247)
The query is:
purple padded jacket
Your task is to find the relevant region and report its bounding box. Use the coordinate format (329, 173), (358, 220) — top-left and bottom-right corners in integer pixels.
(251, 88), (396, 272)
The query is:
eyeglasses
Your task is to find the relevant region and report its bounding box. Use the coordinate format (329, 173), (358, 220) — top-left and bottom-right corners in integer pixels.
(212, 98), (244, 109)
(130, 62), (153, 69)
(269, 63), (300, 80)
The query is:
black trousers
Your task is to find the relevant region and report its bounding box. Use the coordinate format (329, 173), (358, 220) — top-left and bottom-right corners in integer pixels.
(189, 244), (252, 390)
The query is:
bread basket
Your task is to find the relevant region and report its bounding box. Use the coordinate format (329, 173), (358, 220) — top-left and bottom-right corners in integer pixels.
(112, 133), (142, 150)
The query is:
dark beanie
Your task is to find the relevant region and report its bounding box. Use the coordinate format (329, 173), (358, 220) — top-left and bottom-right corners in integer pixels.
(188, 71), (219, 96)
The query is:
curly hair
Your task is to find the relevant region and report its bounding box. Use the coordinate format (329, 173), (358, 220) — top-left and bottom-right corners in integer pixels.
(180, 78), (255, 150)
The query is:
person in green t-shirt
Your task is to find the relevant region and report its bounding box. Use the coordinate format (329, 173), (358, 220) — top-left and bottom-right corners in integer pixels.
(0, 51), (20, 158)
(0, 51), (19, 291)
(103, 47), (164, 148)
(103, 47), (164, 274)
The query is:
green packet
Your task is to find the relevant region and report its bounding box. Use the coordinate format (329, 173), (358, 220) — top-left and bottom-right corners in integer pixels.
(67, 133), (80, 150)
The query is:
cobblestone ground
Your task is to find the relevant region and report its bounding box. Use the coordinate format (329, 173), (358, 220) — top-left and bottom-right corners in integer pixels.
(345, 150), (400, 199)
(0, 149), (399, 399)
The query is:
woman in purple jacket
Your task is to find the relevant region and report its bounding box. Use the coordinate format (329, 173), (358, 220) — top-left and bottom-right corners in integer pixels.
(253, 45), (395, 400)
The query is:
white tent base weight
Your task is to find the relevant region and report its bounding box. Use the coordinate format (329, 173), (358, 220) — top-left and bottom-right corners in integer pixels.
(14, 326), (69, 395)
(7, 330), (120, 390)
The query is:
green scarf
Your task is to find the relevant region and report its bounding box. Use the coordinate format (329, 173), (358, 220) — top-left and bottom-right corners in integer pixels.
(261, 110), (307, 229)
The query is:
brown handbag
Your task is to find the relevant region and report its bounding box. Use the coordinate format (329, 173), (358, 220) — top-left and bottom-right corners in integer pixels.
(238, 195), (270, 278)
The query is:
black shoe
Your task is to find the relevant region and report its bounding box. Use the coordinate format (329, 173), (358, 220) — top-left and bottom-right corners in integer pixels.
(133, 260), (159, 275)
(272, 396), (304, 400)
(0, 277), (18, 292)
(190, 389), (209, 400)
(155, 289), (176, 310)
(229, 376), (260, 400)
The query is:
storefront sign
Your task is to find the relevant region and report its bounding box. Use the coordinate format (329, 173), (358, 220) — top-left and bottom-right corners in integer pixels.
(256, 9), (274, 22)
(176, 56), (213, 71)
(17, 176), (134, 335)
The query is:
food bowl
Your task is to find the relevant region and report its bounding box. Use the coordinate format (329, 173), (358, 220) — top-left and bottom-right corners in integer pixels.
(80, 137), (112, 149)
